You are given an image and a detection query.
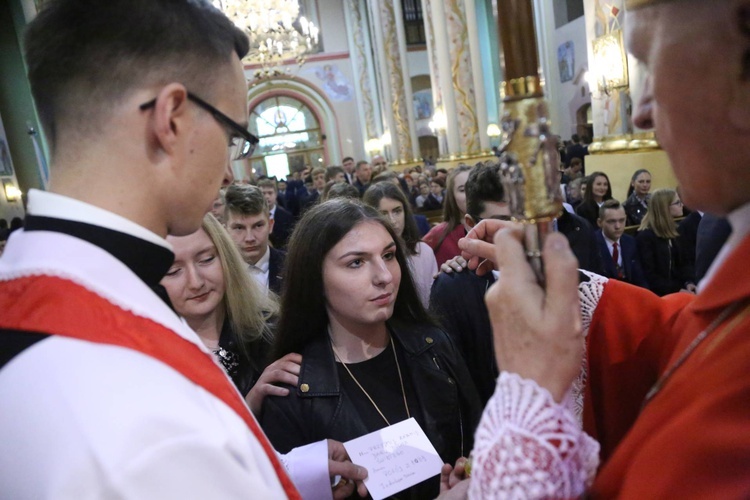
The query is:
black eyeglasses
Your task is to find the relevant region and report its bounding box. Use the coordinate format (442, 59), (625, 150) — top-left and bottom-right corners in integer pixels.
(139, 92), (259, 160)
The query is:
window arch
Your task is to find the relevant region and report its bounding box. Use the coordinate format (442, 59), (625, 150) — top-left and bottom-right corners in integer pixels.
(248, 95), (325, 179)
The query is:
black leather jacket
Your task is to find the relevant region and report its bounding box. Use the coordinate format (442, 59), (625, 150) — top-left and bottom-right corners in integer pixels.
(260, 321), (481, 497)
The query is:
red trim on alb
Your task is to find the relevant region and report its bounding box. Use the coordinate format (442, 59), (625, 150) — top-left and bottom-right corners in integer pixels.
(0, 275), (301, 499)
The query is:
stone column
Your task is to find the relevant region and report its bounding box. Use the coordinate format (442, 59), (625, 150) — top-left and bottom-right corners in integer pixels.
(422, 0), (493, 164)
(344, 0), (384, 159)
(367, 0), (421, 166)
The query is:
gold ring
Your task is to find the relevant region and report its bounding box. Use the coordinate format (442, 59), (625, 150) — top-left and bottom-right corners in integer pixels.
(335, 478), (349, 488)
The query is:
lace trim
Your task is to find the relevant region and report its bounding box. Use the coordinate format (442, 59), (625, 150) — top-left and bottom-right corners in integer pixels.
(571, 271), (609, 422)
(469, 372), (600, 500)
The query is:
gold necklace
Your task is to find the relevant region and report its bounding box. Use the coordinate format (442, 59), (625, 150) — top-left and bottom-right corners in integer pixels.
(331, 336), (411, 426)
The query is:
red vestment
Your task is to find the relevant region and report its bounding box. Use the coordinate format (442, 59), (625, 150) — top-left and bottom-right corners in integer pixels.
(587, 234), (750, 497)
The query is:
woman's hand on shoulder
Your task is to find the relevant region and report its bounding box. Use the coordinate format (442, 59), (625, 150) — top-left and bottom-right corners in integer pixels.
(245, 352), (303, 416)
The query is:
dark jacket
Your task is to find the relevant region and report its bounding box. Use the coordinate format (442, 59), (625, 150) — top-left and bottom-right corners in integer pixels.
(422, 193), (444, 211)
(695, 214), (731, 282)
(636, 228), (695, 296)
(558, 210), (606, 275)
(575, 199), (602, 228)
(218, 320), (272, 396)
(430, 270), (497, 406)
(595, 230), (649, 289)
(260, 321), (481, 498)
(623, 193), (650, 227)
(268, 247), (285, 295)
(270, 205), (294, 249)
(678, 210), (702, 275)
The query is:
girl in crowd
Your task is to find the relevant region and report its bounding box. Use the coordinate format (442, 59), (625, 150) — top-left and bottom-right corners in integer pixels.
(624, 169), (652, 226)
(260, 200), (480, 499)
(636, 188), (695, 296)
(363, 182), (438, 308)
(576, 171), (613, 227)
(423, 165), (472, 267)
(162, 214), (300, 416)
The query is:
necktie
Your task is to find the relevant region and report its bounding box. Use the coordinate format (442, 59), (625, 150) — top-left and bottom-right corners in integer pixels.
(612, 241), (624, 279)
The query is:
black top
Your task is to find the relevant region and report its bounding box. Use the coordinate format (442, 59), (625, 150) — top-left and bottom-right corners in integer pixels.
(217, 320), (272, 396)
(336, 340), (419, 432)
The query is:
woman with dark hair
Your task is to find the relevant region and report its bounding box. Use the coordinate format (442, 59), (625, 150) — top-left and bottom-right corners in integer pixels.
(363, 182), (437, 307)
(575, 171), (613, 227)
(636, 188), (695, 296)
(623, 169), (652, 226)
(260, 199), (480, 499)
(423, 165), (473, 266)
(162, 214), (299, 416)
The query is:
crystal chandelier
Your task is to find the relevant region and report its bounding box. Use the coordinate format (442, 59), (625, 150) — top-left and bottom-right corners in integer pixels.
(213, 0), (320, 80)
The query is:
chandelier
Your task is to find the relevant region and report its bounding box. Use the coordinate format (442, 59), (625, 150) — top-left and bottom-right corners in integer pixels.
(213, 0), (320, 80)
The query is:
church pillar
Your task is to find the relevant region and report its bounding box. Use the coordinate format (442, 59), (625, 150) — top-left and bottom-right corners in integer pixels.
(367, 0), (422, 167)
(422, 0), (494, 166)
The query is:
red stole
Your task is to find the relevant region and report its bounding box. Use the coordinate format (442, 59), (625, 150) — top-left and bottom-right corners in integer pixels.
(0, 275), (301, 499)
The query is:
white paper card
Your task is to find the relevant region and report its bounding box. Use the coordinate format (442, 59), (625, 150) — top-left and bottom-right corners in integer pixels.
(343, 418), (443, 500)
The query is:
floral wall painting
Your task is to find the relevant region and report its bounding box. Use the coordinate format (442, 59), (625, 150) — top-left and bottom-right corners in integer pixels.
(314, 64), (354, 102)
(412, 89), (434, 121)
(558, 41), (575, 83)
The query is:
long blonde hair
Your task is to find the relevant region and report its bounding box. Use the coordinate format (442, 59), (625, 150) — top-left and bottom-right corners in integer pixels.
(202, 213), (277, 346)
(639, 188), (679, 239)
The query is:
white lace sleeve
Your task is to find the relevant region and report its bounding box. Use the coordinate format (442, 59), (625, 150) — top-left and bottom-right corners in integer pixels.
(571, 271), (609, 420)
(469, 372), (600, 500)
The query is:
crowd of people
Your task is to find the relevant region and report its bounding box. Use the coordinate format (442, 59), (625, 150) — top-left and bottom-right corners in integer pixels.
(2, 0), (749, 498)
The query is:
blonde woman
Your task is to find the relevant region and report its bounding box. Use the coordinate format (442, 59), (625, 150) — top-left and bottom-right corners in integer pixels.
(162, 213), (301, 415)
(636, 188), (695, 296)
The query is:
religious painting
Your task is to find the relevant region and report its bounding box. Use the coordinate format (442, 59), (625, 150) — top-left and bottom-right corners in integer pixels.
(558, 41), (575, 83)
(314, 64), (354, 102)
(413, 89), (433, 121)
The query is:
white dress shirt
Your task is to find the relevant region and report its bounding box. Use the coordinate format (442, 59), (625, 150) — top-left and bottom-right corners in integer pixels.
(249, 245), (271, 289)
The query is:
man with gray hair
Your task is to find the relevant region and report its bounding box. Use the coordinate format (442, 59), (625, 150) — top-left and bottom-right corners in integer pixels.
(460, 0), (750, 497)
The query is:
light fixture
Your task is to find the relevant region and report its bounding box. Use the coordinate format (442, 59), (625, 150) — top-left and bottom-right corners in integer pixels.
(381, 131), (392, 146)
(431, 107), (447, 132)
(365, 138), (383, 153)
(213, 0), (319, 80)
(486, 123), (501, 137)
(3, 180), (21, 203)
(591, 29), (629, 95)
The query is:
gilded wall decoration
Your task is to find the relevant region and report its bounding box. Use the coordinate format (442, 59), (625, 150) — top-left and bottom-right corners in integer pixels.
(348, 0), (379, 140)
(380, 0), (413, 161)
(445, 0), (479, 154)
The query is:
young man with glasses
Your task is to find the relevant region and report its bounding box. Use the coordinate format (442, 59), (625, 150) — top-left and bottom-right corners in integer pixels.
(0, 1), (365, 498)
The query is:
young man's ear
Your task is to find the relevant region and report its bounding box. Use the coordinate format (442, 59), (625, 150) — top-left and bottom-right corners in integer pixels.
(597, 218), (603, 229)
(464, 214), (477, 229)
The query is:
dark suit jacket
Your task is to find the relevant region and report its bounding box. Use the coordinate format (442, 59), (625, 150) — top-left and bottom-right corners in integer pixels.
(695, 214), (731, 282)
(422, 193), (444, 211)
(595, 231), (649, 289)
(268, 247), (286, 295)
(636, 228), (694, 296)
(678, 211), (702, 274)
(557, 210), (606, 275)
(270, 205), (294, 249)
(413, 214), (431, 237)
(430, 270), (497, 406)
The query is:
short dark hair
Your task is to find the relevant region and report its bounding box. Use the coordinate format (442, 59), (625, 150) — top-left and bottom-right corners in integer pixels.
(24, 0), (249, 152)
(324, 182), (361, 201)
(430, 178), (445, 188)
(325, 166), (345, 182)
(342, 156), (354, 164)
(465, 161), (505, 219)
(273, 199), (434, 359)
(225, 184), (268, 218)
(355, 160), (369, 171)
(257, 178), (277, 192)
(363, 182), (421, 255)
(598, 199), (624, 220)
